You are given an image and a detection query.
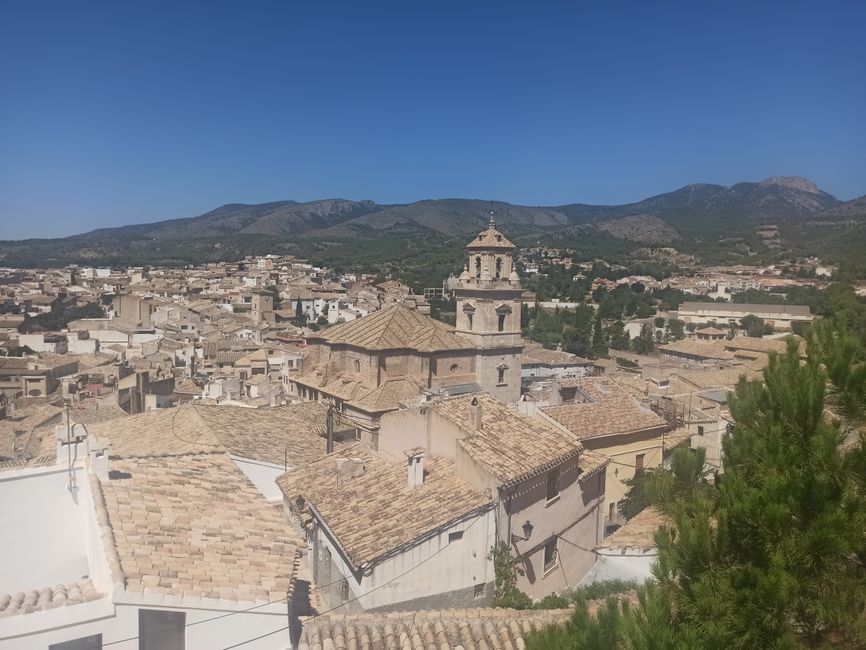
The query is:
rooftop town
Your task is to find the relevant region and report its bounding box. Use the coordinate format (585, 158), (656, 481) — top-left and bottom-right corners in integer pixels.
(0, 219), (839, 648)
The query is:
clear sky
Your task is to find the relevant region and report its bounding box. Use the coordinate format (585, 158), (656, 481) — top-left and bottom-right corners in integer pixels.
(1, 1), (865, 240)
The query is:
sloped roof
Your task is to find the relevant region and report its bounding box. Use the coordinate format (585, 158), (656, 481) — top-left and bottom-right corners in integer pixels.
(93, 453), (300, 602)
(88, 403), (340, 467)
(543, 378), (667, 441)
(433, 393), (583, 486)
(465, 222), (516, 250)
(311, 305), (474, 353)
(595, 506), (670, 551)
(298, 607), (572, 650)
(277, 444), (491, 568)
(350, 378), (424, 413)
(0, 580), (102, 618)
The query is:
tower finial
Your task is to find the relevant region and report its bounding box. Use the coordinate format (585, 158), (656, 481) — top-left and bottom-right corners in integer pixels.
(488, 210), (496, 228)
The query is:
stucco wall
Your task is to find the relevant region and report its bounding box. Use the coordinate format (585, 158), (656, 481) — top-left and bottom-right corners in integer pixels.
(0, 464), (90, 594)
(311, 508), (495, 612)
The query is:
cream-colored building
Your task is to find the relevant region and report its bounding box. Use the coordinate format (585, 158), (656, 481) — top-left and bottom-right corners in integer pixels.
(540, 377), (669, 533)
(291, 219), (525, 439)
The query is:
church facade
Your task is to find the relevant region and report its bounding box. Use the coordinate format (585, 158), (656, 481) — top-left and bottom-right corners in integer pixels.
(291, 218), (525, 434)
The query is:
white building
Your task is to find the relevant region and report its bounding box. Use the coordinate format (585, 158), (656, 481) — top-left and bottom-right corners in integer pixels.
(0, 411), (305, 649)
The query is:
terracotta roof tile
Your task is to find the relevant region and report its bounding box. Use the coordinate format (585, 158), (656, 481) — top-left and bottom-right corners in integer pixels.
(298, 607), (571, 650)
(94, 453), (301, 602)
(311, 305), (474, 353)
(543, 378), (667, 440)
(277, 444), (491, 568)
(433, 394), (582, 485)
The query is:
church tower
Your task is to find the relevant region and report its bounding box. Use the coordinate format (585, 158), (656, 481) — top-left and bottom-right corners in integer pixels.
(455, 215), (523, 403)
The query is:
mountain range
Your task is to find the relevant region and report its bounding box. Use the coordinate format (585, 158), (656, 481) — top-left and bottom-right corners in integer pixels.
(1, 176), (864, 273)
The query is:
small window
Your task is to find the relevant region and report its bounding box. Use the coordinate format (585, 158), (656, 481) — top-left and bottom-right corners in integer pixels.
(467, 312), (473, 329)
(497, 313), (506, 332)
(635, 453), (645, 475)
(354, 359), (361, 373)
(543, 539), (558, 573)
(473, 583), (485, 599)
(50, 636), (103, 650)
(449, 531), (464, 543)
(546, 468), (560, 502)
(450, 363), (459, 373)
(609, 501), (616, 519)
(139, 609), (185, 650)
(497, 367), (506, 384)
(697, 425), (704, 436)
(339, 578), (349, 603)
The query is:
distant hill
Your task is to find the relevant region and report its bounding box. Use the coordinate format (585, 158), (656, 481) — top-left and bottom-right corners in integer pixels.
(0, 176), (862, 273)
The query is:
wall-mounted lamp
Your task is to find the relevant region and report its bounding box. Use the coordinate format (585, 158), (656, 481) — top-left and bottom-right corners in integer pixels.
(511, 520), (534, 543)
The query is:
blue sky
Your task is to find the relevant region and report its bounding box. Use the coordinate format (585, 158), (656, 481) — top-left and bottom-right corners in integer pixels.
(1, 1), (865, 239)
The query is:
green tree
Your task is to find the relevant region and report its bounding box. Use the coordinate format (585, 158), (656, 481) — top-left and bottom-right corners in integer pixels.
(608, 320), (630, 351)
(489, 541), (532, 610)
(739, 313), (765, 338)
(592, 314), (608, 358)
(668, 318), (685, 341)
(631, 323), (655, 354)
(528, 338), (866, 648)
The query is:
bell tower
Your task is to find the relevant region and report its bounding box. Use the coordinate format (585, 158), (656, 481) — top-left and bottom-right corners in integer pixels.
(455, 214), (523, 403)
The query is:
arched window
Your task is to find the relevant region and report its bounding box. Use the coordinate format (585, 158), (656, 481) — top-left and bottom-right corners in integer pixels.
(475, 256), (482, 277)
(354, 359), (360, 373)
(495, 257), (502, 278)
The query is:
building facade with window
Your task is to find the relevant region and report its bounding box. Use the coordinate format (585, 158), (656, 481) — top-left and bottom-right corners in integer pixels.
(290, 219), (526, 439)
(0, 415), (303, 650)
(540, 377), (669, 534)
(376, 393), (609, 599)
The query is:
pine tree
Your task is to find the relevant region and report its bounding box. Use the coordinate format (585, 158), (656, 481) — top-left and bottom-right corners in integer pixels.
(527, 334), (866, 648)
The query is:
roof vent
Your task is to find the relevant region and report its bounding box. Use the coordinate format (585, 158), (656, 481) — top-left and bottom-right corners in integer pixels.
(405, 447), (426, 489)
(469, 396), (482, 432)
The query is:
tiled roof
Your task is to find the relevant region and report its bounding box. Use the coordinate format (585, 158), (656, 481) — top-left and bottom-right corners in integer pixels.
(87, 406), (222, 457)
(0, 580), (101, 617)
(67, 403), (129, 425)
(595, 506), (670, 551)
(520, 342), (590, 367)
(277, 444), (491, 568)
(88, 403), (339, 467)
(194, 403), (338, 466)
(543, 378), (667, 441)
(433, 394), (582, 485)
(680, 302), (811, 317)
(298, 607), (571, 650)
(350, 378), (424, 412)
(94, 452), (301, 602)
(0, 404), (62, 461)
(465, 222), (517, 250)
(312, 305), (474, 353)
(657, 340), (734, 360)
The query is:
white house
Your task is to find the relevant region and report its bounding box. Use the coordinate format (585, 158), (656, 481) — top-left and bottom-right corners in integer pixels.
(0, 414), (303, 650)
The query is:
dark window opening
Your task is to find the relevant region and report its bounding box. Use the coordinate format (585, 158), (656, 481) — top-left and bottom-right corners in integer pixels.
(543, 539), (558, 573)
(635, 453), (645, 475)
(498, 314), (506, 332)
(449, 531), (464, 543)
(546, 468), (560, 501)
(139, 609), (185, 650)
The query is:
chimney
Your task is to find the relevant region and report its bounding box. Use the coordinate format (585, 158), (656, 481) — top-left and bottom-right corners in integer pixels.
(405, 448), (425, 489)
(469, 396), (483, 432)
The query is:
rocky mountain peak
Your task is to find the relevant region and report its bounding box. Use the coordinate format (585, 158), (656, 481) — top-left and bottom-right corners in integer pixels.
(759, 176), (820, 194)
